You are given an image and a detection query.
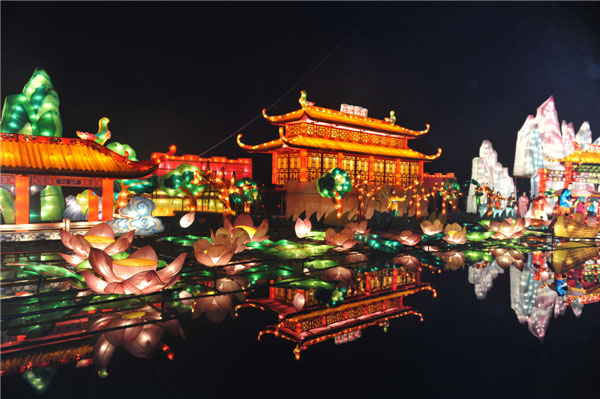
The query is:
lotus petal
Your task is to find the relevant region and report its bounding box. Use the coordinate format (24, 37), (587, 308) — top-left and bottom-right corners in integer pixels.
(129, 245), (158, 262)
(59, 252), (85, 266)
(104, 231), (135, 255)
(89, 248), (119, 283)
(179, 212), (195, 228)
(93, 335), (116, 371)
(60, 230), (74, 250)
(70, 234), (92, 258)
(82, 270), (109, 293)
(157, 252), (187, 281)
(234, 214), (254, 229)
(87, 223), (116, 239)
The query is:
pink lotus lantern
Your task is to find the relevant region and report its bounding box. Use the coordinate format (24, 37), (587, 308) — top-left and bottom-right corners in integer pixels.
(223, 213), (269, 243)
(193, 237), (236, 267)
(395, 230), (421, 246)
(322, 266), (354, 285)
(82, 246), (186, 295)
(59, 223), (134, 266)
(442, 223), (467, 245)
(344, 220), (370, 235)
(488, 218), (530, 240)
(192, 278), (246, 323)
(89, 306), (184, 373)
(325, 228), (357, 250)
(295, 218), (312, 239)
(441, 251), (466, 271)
(420, 219), (444, 235)
(392, 255), (421, 271)
(293, 292), (306, 311)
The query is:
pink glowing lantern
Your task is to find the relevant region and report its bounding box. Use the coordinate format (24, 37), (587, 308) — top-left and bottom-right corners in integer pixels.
(295, 218), (312, 239)
(59, 223), (134, 266)
(420, 219), (444, 236)
(193, 237), (235, 267)
(293, 292), (305, 311)
(395, 230), (421, 246)
(179, 212), (195, 228)
(442, 223), (467, 245)
(325, 228), (357, 250)
(322, 267), (354, 285)
(392, 255), (421, 271)
(82, 246), (186, 295)
(89, 306), (184, 373)
(223, 213), (269, 243)
(192, 278), (246, 323)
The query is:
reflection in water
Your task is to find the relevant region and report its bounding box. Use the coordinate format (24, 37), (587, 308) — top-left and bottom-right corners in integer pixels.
(89, 305), (185, 376)
(2, 218), (599, 393)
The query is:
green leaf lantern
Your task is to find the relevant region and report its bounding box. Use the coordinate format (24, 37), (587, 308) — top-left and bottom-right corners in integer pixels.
(316, 168), (352, 219)
(1, 68), (65, 221)
(158, 163), (206, 212)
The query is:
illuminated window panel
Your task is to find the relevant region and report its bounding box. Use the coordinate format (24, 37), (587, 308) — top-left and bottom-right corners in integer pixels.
(384, 160), (396, 186)
(356, 157), (369, 182)
(307, 152), (321, 182)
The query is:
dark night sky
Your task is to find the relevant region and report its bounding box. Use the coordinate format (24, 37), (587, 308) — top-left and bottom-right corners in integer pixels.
(2, 2), (599, 183)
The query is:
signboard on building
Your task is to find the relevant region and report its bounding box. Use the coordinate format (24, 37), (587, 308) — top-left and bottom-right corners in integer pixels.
(340, 104), (368, 117)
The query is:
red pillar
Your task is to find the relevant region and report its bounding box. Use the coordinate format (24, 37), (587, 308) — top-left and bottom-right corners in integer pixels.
(102, 179), (114, 221)
(368, 156), (374, 183)
(395, 159), (402, 187)
(272, 152), (279, 185)
(88, 190), (99, 222)
(15, 175), (30, 225)
(337, 153), (343, 169)
(299, 150), (308, 182)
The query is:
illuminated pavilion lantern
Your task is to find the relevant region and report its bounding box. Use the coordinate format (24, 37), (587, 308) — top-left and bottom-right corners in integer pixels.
(238, 91), (442, 218)
(0, 133), (164, 226)
(148, 151), (253, 216)
(534, 144), (600, 218)
(237, 264), (436, 360)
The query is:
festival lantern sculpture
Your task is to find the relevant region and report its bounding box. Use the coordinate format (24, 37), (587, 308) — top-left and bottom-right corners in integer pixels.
(395, 230), (421, 246)
(467, 140), (515, 214)
(89, 305), (184, 377)
(295, 218), (312, 239)
(421, 218), (444, 235)
(82, 246), (186, 295)
(222, 213), (269, 243)
(59, 223), (134, 267)
(324, 227), (357, 249)
(193, 236), (236, 267)
(238, 90), (440, 187)
(230, 177), (259, 214)
(192, 278), (246, 323)
(442, 223), (468, 245)
(316, 168), (352, 219)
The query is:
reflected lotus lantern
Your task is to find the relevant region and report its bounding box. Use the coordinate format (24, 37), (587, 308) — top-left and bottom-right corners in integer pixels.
(392, 255), (421, 271)
(441, 251), (466, 271)
(490, 248), (525, 270)
(293, 293), (306, 311)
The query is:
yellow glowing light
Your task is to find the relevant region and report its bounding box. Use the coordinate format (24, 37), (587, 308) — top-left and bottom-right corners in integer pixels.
(122, 311), (147, 319)
(237, 225), (257, 237)
(112, 258), (157, 267)
(84, 235), (115, 245)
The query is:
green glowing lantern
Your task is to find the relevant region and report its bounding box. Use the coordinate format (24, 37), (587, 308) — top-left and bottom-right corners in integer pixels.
(316, 168), (352, 219)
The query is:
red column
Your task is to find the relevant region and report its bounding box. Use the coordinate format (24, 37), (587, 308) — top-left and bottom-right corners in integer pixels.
(272, 152), (279, 185)
(88, 190), (99, 222)
(102, 179), (114, 221)
(15, 175), (30, 225)
(564, 163), (572, 188)
(395, 159), (401, 187)
(368, 156), (374, 183)
(420, 162), (424, 182)
(299, 150), (308, 182)
(337, 153), (343, 169)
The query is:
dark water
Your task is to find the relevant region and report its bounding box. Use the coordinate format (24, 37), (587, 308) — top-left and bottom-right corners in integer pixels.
(3, 266), (599, 399)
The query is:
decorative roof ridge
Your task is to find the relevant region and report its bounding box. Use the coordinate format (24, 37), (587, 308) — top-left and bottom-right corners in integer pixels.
(261, 91), (430, 137)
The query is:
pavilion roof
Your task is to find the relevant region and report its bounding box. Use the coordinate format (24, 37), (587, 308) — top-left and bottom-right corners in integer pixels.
(0, 133), (163, 179)
(262, 100), (430, 137)
(550, 145), (600, 165)
(237, 132), (441, 161)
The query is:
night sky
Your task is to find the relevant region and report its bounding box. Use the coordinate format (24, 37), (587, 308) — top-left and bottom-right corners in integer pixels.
(2, 2), (600, 184)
